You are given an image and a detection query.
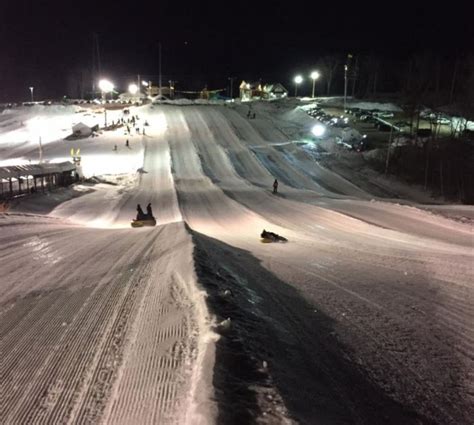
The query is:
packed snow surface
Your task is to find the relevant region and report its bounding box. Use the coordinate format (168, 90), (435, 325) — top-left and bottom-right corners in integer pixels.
(1, 100), (473, 424)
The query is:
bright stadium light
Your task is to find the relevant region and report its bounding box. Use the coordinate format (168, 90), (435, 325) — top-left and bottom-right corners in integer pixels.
(128, 83), (138, 95)
(311, 124), (326, 137)
(310, 71), (320, 98)
(294, 75), (303, 97)
(98, 79), (114, 93)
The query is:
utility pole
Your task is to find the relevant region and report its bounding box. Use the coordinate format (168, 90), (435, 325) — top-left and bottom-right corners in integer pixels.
(228, 77), (234, 98)
(449, 57), (459, 104)
(351, 55), (358, 97)
(92, 33), (101, 95)
(343, 64), (348, 112)
(29, 86), (34, 102)
(158, 42), (162, 97)
(344, 54), (352, 113)
(385, 125), (394, 175)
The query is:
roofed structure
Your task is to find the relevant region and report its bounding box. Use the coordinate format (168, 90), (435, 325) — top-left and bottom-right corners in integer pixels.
(0, 162), (77, 199)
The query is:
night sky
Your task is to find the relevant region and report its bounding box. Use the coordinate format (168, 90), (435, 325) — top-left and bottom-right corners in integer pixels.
(1, 0), (472, 101)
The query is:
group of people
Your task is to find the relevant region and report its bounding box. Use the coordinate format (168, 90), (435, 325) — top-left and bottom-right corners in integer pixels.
(133, 179), (278, 223)
(125, 125), (145, 135)
(136, 203), (154, 221)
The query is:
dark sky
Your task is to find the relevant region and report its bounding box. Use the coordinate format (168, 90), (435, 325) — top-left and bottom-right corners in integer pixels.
(1, 0), (472, 101)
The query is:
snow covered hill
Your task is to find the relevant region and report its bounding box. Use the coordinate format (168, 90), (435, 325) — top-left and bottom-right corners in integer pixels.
(1, 101), (473, 424)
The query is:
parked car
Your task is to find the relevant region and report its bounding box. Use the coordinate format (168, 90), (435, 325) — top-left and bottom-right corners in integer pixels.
(347, 108), (361, 115)
(359, 113), (373, 122)
(394, 121), (411, 128)
(377, 123), (392, 132)
(373, 111), (395, 118)
(353, 139), (370, 152)
(430, 116), (451, 125)
(335, 137), (353, 150)
(417, 128), (432, 137)
(420, 110), (435, 119)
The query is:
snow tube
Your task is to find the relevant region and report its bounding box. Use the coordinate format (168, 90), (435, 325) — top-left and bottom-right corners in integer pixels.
(131, 218), (157, 228)
(260, 236), (288, 243)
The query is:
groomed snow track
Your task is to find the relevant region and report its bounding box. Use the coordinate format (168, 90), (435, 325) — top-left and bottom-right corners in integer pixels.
(1, 103), (473, 424)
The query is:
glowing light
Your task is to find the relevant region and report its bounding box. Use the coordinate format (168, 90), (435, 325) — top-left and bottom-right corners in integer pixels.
(128, 83), (138, 95)
(142, 80), (149, 87)
(311, 124), (326, 137)
(294, 75), (303, 84)
(98, 79), (114, 93)
(310, 71), (320, 80)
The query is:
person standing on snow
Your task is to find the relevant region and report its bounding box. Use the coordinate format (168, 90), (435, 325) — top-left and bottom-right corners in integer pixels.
(273, 179), (278, 194)
(125, 139), (129, 148)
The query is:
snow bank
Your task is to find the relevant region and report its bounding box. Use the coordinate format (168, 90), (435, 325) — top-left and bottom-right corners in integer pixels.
(153, 98), (227, 106)
(319, 97), (402, 112)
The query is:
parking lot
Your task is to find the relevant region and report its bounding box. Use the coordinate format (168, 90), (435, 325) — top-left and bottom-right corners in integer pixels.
(305, 104), (457, 152)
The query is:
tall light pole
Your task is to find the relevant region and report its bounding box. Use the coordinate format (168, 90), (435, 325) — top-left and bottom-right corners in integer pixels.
(294, 75), (303, 97)
(228, 76), (234, 99)
(98, 79), (114, 127)
(310, 71), (320, 98)
(29, 86), (34, 102)
(142, 80), (151, 97)
(99, 79), (113, 101)
(158, 42), (162, 97)
(343, 64), (348, 112)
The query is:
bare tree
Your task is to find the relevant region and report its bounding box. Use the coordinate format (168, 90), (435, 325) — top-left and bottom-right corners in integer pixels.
(449, 56), (459, 104)
(318, 55), (341, 95)
(363, 55), (379, 97)
(351, 55), (359, 97)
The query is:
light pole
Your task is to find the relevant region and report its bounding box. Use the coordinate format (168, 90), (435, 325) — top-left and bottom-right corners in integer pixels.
(294, 75), (303, 97)
(29, 86), (34, 102)
(98, 79), (114, 101)
(228, 76), (234, 99)
(343, 64), (348, 112)
(142, 80), (151, 97)
(158, 42), (162, 97)
(310, 71), (320, 99)
(98, 79), (114, 127)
